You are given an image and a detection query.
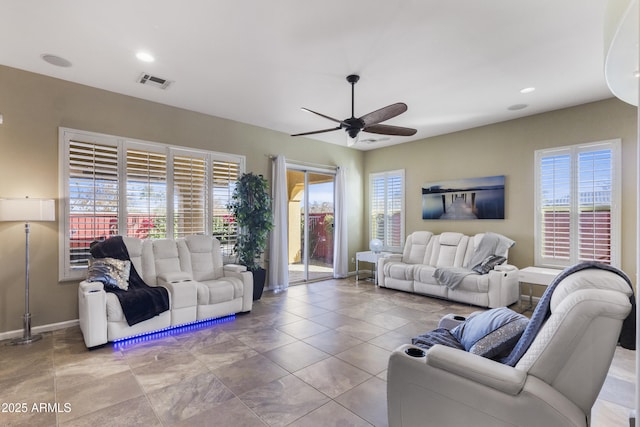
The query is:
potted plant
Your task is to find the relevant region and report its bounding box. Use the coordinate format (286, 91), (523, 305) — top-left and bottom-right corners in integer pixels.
(228, 172), (273, 300)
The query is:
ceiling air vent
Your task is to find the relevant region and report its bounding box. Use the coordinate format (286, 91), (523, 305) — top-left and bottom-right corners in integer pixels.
(137, 72), (172, 89)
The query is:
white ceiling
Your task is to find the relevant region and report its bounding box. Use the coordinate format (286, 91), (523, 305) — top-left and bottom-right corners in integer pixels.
(0, 0), (616, 150)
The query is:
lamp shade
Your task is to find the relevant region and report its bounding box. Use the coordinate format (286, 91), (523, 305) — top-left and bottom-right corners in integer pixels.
(0, 198), (55, 222)
(369, 238), (383, 253)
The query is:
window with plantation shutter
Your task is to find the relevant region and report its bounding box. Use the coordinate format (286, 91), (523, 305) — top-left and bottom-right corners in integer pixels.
(67, 137), (119, 272)
(369, 170), (405, 252)
(59, 128), (245, 280)
(212, 159), (240, 258)
(173, 153), (207, 238)
(126, 147), (167, 239)
(534, 140), (620, 268)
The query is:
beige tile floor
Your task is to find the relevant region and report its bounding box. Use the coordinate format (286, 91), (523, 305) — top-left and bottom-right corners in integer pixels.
(0, 278), (634, 426)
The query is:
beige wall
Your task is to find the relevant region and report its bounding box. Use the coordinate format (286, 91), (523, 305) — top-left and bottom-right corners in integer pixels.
(364, 98), (638, 286)
(0, 64), (636, 335)
(0, 65), (365, 334)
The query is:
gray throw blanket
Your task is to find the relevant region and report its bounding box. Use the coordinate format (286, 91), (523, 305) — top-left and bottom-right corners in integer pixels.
(434, 232), (515, 289)
(412, 327), (466, 352)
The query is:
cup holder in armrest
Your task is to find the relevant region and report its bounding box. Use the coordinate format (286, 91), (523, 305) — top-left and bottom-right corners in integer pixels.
(453, 315), (466, 321)
(405, 347), (426, 358)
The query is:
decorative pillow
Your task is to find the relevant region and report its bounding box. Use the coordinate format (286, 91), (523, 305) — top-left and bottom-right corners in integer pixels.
(472, 255), (506, 275)
(451, 307), (528, 360)
(87, 257), (131, 291)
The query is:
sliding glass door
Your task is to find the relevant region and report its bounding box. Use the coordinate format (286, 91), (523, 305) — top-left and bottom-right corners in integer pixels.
(287, 167), (335, 283)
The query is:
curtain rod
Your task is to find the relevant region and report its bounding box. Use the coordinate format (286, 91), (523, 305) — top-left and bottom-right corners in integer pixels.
(267, 154), (338, 171)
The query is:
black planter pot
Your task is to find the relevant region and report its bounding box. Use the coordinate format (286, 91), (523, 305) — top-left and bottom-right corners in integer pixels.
(251, 268), (267, 300)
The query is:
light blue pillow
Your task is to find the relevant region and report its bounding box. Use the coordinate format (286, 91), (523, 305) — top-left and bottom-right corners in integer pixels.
(451, 307), (528, 360)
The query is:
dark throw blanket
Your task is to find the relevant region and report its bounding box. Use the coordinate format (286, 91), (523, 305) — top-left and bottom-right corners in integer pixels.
(501, 262), (635, 366)
(90, 236), (170, 326)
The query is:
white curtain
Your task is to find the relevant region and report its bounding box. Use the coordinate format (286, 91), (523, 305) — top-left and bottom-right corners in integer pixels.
(333, 166), (348, 278)
(269, 155), (289, 291)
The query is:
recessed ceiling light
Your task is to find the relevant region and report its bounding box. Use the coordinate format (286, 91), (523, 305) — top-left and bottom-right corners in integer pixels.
(520, 87), (536, 94)
(508, 104), (528, 111)
(136, 51), (155, 63)
(41, 54), (72, 67)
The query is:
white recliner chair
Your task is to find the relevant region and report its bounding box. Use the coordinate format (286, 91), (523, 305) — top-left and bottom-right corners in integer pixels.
(387, 265), (633, 427)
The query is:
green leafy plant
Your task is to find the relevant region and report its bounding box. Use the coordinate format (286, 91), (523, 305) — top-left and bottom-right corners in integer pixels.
(227, 172), (274, 271)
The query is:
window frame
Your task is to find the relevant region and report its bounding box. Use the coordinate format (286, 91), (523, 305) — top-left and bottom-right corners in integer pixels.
(534, 139), (621, 268)
(59, 127), (245, 281)
(369, 169), (405, 253)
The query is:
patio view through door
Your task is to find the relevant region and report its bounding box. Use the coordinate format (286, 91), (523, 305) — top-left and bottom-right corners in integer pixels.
(287, 167), (335, 284)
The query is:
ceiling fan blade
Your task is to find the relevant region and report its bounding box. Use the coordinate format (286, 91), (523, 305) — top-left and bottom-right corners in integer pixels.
(363, 123), (417, 136)
(301, 108), (348, 126)
(291, 126), (341, 137)
(360, 102), (408, 126)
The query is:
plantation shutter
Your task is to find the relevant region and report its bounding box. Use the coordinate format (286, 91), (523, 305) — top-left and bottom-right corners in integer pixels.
(535, 140), (619, 268)
(212, 158), (241, 257)
(538, 151), (571, 262)
(126, 148), (167, 239)
(60, 127), (246, 280)
(577, 148), (613, 264)
(370, 170), (404, 252)
(173, 154), (207, 238)
(386, 173), (404, 249)
(371, 174), (386, 243)
(67, 139), (119, 269)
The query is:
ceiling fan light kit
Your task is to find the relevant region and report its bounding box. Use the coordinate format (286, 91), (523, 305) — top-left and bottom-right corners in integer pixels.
(292, 74), (417, 146)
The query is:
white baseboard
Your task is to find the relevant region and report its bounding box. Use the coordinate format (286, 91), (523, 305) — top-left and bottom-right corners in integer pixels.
(0, 319), (79, 342)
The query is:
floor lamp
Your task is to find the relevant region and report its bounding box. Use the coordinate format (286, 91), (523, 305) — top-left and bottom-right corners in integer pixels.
(0, 197), (55, 345)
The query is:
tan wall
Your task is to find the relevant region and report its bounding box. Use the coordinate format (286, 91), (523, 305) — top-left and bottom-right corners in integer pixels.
(364, 98), (638, 289)
(0, 63), (636, 335)
(0, 65), (365, 334)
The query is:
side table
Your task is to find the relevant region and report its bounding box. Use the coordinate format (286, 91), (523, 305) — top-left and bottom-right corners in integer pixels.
(518, 266), (561, 312)
(355, 251), (389, 285)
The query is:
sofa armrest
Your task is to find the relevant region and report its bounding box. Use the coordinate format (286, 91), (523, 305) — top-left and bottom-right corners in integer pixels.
(486, 266), (520, 308)
(223, 267), (253, 312)
(384, 254), (403, 262)
(388, 344), (584, 426)
(78, 280), (108, 348)
(390, 344), (526, 396)
(377, 253), (403, 287)
(495, 263), (517, 272)
(80, 280), (104, 293)
(424, 344), (526, 395)
(224, 264), (247, 273)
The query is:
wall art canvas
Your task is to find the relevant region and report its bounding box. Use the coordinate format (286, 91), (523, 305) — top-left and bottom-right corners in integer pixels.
(422, 175), (505, 220)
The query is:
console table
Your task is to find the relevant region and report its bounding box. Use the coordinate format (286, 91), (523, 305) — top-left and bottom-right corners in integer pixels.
(518, 266), (562, 312)
(355, 251), (389, 285)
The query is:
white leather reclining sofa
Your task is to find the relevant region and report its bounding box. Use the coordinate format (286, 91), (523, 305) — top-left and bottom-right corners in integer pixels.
(387, 265), (633, 427)
(378, 231), (519, 308)
(78, 234), (253, 348)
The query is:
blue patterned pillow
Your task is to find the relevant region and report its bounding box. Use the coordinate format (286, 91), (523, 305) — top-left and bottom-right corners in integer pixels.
(451, 307), (528, 360)
(87, 257), (131, 291)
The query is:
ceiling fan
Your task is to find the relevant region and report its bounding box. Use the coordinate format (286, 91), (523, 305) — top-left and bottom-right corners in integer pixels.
(291, 74), (417, 146)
